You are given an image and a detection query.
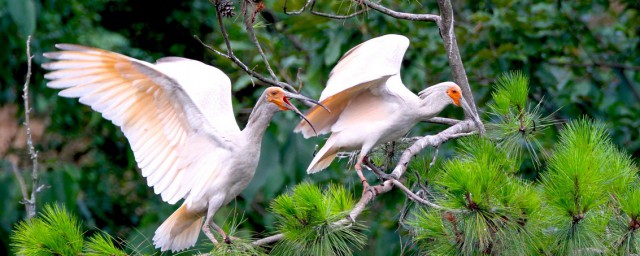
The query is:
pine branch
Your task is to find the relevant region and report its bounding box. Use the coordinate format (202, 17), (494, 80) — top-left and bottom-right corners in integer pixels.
(390, 120), (478, 179)
(252, 234), (284, 246)
(252, 0), (483, 247)
(254, 121), (476, 247)
(390, 179), (452, 211)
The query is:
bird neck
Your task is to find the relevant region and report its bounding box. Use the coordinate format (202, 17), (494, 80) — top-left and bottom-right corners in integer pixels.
(417, 94), (450, 121)
(242, 97), (277, 145)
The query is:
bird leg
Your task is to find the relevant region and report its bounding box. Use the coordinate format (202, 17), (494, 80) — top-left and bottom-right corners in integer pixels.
(355, 156), (370, 192)
(202, 220), (219, 245)
(211, 222), (232, 244)
(202, 199), (232, 246)
(203, 221), (234, 245)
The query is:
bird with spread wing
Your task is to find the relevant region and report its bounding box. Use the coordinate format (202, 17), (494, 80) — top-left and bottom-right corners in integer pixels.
(42, 44), (325, 252)
(295, 34), (482, 190)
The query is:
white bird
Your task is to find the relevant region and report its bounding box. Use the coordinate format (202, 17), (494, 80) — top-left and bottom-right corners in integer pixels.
(42, 44), (324, 252)
(295, 34), (482, 189)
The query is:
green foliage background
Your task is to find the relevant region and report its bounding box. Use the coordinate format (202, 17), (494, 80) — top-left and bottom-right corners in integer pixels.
(1, 0), (638, 255)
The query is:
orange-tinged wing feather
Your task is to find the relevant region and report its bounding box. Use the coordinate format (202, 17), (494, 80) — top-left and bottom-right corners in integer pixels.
(42, 44), (238, 204)
(295, 34), (410, 138)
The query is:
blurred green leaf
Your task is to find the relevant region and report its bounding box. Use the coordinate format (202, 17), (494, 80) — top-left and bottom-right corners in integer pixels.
(7, 0), (35, 37)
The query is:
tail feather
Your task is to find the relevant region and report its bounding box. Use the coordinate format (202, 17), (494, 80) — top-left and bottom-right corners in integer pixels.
(308, 152), (337, 174)
(153, 204), (203, 252)
(307, 136), (338, 174)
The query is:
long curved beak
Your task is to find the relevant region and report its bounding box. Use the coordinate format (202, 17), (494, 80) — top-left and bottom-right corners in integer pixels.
(284, 92), (330, 113)
(459, 96), (484, 135)
(283, 92), (328, 136)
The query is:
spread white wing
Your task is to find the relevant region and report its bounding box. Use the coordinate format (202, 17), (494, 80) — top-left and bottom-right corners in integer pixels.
(295, 34), (411, 137)
(42, 44), (240, 204)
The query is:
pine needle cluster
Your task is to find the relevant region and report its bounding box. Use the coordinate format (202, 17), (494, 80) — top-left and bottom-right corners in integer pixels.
(209, 212), (268, 256)
(210, 240), (267, 256)
(269, 182), (366, 256)
(486, 71), (555, 168)
(11, 204), (126, 256)
(539, 118), (640, 254)
(409, 137), (541, 255)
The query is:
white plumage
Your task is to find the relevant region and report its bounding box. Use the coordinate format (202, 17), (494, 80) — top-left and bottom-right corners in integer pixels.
(295, 34), (481, 188)
(43, 44), (322, 252)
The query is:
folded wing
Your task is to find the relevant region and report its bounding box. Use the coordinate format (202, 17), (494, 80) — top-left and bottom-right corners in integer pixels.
(42, 44), (240, 204)
(295, 34), (410, 138)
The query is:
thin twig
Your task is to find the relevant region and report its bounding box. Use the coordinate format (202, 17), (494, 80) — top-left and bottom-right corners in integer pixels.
(314, 0), (483, 133)
(242, 0), (279, 82)
(397, 185), (414, 230)
(23, 35), (40, 220)
(357, 0), (440, 21)
(254, 123), (475, 246)
(429, 145), (439, 169)
(296, 68), (303, 93)
(363, 157), (393, 180)
(390, 179), (456, 211)
(251, 0), (481, 247)
(9, 156), (29, 204)
(205, 7), (296, 91)
(310, 0), (365, 19)
(283, 0), (312, 15)
(284, 0), (365, 19)
(413, 171), (429, 193)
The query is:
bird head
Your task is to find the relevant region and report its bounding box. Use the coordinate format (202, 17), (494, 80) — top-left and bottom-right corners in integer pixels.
(265, 87), (327, 135)
(419, 82), (483, 130)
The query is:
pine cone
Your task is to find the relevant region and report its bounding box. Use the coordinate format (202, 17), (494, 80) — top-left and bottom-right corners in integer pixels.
(215, 0), (236, 18)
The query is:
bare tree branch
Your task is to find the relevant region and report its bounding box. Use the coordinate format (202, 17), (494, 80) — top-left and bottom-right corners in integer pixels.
(397, 184), (414, 230)
(358, 0), (440, 22)
(250, 0), (482, 247)
(390, 179), (458, 211)
(253, 121), (476, 247)
(429, 145), (439, 169)
(252, 233), (284, 246)
(8, 156), (29, 205)
(437, 0), (482, 127)
(310, 1), (364, 19)
(332, 0), (484, 133)
(391, 120), (477, 179)
(283, 0), (312, 15)
(285, 0), (365, 19)
(242, 0), (279, 82)
(426, 117), (461, 126)
(204, 6), (297, 92)
(22, 35), (41, 220)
